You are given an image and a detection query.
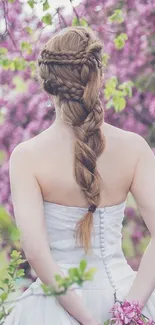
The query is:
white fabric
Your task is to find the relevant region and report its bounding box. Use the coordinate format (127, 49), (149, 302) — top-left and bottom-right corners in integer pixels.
(4, 200), (155, 324)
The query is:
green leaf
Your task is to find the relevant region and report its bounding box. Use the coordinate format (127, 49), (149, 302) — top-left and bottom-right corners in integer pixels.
(69, 267), (80, 278)
(13, 58), (27, 70)
(114, 33), (128, 50)
(79, 18), (88, 27)
(104, 320), (110, 325)
(139, 236), (150, 253)
(106, 99), (114, 110)
(113, 97), (126, 112)
(55, 274), (62, 282)
(17, 258), (26, 264)
(72, 17), (88, 27)
(7, 307), (14, 314)
(84, 267), (96, 280)
(20, 41), (32, 54)
(28, 61), (36, 71)
(28, 0), (35, 8)
(42, 13), (52, 25)
(0, 58), (11, 69)
(43, 0), (50, 11)
(6, 57), (23, 71)
(80, 260), (87, 272)
(41, 283), (51, 294)
(104, 77), (118, 99)
(12, 76), (27, 93)
(0, 150), (6, 163)
(10, 226), (21, 241)
(0, 47), (8, 56)
(102, 53), (110, 68)
(119, 81), (134, 97)
(108, 9), (124, 24)
(68, 268), (76, 278)
(16, 269), (25, 278)
(0, 311), (5, 320)
(10, 61), (16, 71)
(3, 278), (9, 285)
(25, 26), (33, 35)
(0, 292), (8, 302)
(108, 76), (118, 88)
(122, 233), (134, 257)
(8, 0), (15, 2)
(10, 250), (21, 259)
(0, 287), (4, 291)
(72, 17), (81, 26)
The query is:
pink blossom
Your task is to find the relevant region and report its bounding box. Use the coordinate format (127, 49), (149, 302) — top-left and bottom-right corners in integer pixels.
(110, 300), (147, 325)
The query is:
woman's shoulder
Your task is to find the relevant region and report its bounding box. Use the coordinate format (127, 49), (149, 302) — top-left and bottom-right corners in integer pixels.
(102, 122), (151, 168)
(10, 127), (52, 157)
(103, 122), (148, 149)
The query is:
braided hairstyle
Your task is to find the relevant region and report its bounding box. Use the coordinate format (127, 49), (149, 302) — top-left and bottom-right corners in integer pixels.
(37, 26), (105, 252)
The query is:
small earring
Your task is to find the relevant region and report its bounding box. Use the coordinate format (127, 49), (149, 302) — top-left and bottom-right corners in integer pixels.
(46, 96), (52, 107)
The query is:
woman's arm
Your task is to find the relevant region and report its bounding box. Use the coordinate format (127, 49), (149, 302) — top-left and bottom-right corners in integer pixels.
(125, 134), (155, 309)
(9, 143), (99, 325)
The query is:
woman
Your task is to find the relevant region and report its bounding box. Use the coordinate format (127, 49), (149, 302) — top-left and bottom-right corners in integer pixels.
(4, 26), (155, 325)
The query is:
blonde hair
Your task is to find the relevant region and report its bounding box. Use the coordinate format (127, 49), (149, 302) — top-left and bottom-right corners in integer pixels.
(37, 26), (105, 252)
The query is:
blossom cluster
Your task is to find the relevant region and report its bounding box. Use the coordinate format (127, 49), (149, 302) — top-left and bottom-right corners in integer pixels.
(110, 300), (154, 325)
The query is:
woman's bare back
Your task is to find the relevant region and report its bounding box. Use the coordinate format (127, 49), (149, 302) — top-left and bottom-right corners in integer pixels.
(21, 121), (141, 208)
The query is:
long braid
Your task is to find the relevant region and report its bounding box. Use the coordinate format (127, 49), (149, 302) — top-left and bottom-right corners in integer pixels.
(37, 26), (105, 252)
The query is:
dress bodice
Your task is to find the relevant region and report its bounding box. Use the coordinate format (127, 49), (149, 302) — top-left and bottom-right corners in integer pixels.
(44, 200), (126, 263)
(43, 200), (135, 294)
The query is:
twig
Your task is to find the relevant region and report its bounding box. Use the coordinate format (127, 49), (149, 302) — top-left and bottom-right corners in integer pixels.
(1, 0), (23, 56)
(69, 0), (80, 25)
(57, 8), (68, 28)
(0, 0), (8, 38)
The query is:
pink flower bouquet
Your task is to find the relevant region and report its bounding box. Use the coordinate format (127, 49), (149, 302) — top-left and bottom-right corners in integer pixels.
(104, 300), (154, 325)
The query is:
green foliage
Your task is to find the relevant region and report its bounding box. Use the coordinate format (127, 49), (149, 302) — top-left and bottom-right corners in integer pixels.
(119, 81), (134, 97)
(114, 33), (128, 50)
(0, 250), (26, 323)
(0, 207), (20, 245)
(41, 260), (96, 296)
(0, 57), (27, 71)
(104, 77), (134, 112)
(122, 231), (135, 257)
(139, 236), (150, 253)
(108, 9), (124, 24)
(135, 73), (155, 92)
(104, 320), (110, 325)
(42, 13), (52, 25)
(0, 48), (8, 56)
(102, 53), (110, 68)
(7, 0), (16, 2)
(28, 61), (36, 71)
(28, 0), (35, 9)
(12, 76), (28, 93)
(28, 0), (50, 10)
(72, 17), (88, 27)
(0, 253), (95, 322)
(20, 41), (32, 54)
(0, 55), (36, 74)
(43, 0), (50, 11)
(25, 26), (33, 35)
(0, 151), (6, 164)
(79, 259), (87, 272)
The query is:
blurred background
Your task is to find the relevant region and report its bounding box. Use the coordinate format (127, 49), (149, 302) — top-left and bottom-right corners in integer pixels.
(0, 0), (155, 294)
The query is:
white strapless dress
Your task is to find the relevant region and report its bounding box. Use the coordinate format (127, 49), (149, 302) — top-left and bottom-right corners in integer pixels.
(4, 200), (155, 324)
